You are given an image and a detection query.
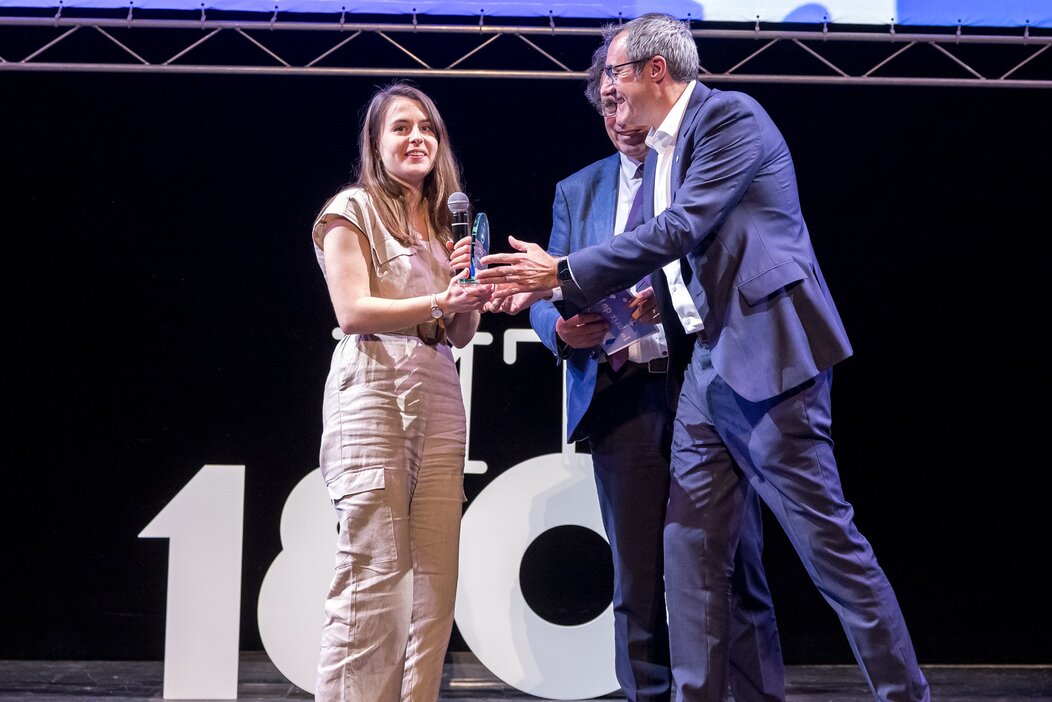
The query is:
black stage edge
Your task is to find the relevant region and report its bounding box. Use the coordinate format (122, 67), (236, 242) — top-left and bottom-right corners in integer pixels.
(0, 653), (1050, 701)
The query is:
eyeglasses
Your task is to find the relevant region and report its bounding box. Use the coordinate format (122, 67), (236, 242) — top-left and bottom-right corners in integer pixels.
(603, 58), (650, 82)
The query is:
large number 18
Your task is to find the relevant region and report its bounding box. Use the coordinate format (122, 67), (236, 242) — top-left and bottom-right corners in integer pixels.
(139, 330), (619, 701)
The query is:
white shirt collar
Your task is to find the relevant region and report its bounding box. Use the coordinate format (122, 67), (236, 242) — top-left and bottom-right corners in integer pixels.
(618, 151), (643, 178)
(645, 80), (697, 151)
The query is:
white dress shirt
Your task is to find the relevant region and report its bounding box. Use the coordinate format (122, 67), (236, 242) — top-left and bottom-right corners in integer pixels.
(614, 153), (668, 364)
(645, 80), (705, 334)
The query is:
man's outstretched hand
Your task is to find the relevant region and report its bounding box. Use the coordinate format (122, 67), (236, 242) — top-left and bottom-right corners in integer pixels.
(477, 236), (561, 294)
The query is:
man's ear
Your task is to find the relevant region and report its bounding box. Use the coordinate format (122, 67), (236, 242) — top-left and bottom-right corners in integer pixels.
(649, 55), (669, 83)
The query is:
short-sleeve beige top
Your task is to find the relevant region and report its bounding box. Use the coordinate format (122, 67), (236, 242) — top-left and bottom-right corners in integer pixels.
(312, 188), (450, 335)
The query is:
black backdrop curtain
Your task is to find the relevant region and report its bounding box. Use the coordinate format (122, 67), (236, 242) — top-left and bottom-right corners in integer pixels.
(2, 69), (1050, 664)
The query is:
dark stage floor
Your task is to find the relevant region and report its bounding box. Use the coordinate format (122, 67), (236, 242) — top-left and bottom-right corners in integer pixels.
(1, 653), (1049, 701)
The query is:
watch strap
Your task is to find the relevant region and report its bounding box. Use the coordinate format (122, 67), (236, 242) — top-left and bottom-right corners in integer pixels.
(556, 257), (573, 285)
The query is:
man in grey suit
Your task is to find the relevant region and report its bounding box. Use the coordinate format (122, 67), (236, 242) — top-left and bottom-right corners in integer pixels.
(480, 14), (930, 702)
(523, 54), (784, 702)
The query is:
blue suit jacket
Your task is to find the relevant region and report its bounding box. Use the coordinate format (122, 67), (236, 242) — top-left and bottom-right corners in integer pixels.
(562, 85), (853, 402)
(531, 153), (621, 442)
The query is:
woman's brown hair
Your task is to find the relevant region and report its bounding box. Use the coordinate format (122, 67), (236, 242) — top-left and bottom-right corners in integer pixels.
(353, 82), (463, 249)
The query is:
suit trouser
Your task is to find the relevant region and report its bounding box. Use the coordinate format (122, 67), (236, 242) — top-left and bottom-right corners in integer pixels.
(586, 362), (785, 702)
(665, 344), (929, 702)
(316, 334), (466, 702)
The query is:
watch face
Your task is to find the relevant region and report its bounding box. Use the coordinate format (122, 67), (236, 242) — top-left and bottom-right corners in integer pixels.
(431, 307), (443, 319)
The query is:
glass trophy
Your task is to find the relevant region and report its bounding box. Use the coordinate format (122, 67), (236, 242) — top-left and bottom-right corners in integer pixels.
(460, 212), (490, 285)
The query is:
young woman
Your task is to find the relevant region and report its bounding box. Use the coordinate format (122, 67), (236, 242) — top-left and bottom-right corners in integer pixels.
(311, 82), (491, 702)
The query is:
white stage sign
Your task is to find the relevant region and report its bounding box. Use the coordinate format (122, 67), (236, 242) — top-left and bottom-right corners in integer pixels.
(140, 329), (620, 700)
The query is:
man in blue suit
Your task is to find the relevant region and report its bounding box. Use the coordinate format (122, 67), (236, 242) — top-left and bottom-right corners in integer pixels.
(524, 55), (785, 702)
(481, 14), (930, 702)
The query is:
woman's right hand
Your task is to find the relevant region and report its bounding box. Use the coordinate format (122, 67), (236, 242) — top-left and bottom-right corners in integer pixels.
(438, 271), (493, 315)
(446, 235), (476, 274)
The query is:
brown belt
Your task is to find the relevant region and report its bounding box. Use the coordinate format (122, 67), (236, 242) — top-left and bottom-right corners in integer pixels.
(416, 320), (446, 346)
(361, 321), (447, 346)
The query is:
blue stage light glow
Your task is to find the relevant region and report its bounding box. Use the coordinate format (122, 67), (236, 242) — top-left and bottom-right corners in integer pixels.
(0, 0), (1046, 28)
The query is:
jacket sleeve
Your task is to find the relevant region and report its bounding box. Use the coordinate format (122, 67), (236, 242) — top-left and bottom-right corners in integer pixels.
(530, 181), (573, 358)
(562, 94), (765, 314)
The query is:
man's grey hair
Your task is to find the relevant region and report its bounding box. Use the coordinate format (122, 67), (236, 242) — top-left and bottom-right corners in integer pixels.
(604, 12), (699, 83)
(583, 43), (608, 114)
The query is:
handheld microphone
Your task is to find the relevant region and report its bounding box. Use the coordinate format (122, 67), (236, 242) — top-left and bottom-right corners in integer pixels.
(447, 191), (472, 276)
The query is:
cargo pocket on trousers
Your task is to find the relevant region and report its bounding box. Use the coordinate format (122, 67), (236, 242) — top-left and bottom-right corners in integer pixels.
(332, 467), (398, 570)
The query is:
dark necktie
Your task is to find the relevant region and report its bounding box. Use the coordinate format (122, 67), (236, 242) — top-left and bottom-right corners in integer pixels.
(608, 163), (645, 372)
(624, 162), (645, 233)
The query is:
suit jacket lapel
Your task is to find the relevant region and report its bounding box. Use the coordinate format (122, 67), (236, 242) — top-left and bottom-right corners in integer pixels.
(642, 151), (657, 221)
(671, 83), (713, 193)
(590, 153), (620, 245)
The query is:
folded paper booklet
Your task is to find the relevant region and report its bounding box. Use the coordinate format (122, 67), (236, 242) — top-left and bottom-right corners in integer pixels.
(586, 276), (660, 355)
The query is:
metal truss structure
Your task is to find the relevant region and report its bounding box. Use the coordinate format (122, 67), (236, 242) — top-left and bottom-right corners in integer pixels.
(1, 11), (1049, 87)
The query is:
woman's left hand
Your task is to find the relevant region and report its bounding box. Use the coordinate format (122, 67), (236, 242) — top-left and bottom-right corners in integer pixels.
(440, 269), (493, 315)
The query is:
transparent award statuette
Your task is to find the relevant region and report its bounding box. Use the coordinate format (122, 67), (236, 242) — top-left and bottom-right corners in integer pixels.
(460, 212), (490, 285)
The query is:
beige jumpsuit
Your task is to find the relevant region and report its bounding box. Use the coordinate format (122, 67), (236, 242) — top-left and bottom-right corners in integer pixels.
(312, 188), (466, 702)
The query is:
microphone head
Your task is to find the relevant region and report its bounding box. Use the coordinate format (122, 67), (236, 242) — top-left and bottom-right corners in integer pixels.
(447, 191), (470, 213)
